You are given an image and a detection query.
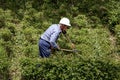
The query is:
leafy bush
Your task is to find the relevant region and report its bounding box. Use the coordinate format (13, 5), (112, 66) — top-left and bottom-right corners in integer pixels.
(106, 1), (120, 33)
(74, 14), (89, 28)
(67, 27), (111, 58)
(20, 56), (120, 80)
(0, 28), (14, 57)
(115, 25), (120, 54)
(0, 28), (12, 41)
(0, 45), (10, 80)
(0, 0), (120, 80)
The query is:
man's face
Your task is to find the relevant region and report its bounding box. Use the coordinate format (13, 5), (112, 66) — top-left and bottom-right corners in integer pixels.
(62, 25), (68, 31)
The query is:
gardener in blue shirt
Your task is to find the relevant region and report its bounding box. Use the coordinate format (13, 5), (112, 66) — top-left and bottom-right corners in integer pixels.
(39, 17), (72, 58)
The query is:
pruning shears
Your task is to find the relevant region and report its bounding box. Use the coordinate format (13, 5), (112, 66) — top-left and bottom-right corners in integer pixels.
(60, 48), (80, 53)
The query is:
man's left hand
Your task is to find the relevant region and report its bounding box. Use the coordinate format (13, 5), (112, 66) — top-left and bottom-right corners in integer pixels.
(71, 43), (75, 49)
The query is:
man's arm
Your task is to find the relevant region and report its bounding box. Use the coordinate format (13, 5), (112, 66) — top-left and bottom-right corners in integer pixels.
(63, 34), (75, 49)
(50, 32), (60, 49)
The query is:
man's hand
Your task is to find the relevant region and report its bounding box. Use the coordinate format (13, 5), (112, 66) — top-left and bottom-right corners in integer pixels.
(56, 45), (61, 51)
(71, 43), (75, 49)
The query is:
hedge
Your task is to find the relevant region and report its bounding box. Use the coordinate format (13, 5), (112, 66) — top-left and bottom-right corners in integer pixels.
(20, 56), (120, 80)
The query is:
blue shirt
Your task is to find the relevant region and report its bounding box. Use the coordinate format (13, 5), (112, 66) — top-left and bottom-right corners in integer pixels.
(41, 24), (62, 48)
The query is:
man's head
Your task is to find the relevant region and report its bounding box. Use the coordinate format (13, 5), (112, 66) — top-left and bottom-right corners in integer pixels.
(59, 17), (71, 31)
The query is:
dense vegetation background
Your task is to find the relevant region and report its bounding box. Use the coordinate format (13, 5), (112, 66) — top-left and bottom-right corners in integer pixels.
(0, 0), (120, 80)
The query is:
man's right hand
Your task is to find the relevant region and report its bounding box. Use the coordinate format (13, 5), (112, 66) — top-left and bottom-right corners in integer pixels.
(50, 46), (60, 51)
(56, 45), (61, 51)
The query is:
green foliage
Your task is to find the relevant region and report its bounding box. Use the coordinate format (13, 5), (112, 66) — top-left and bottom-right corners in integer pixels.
(0, 45), (10, 80)
(115, 25), (120, 44)
(115, 25), (120, 54)
(67, 28), (111, 58)
(74, 14), (89, 28)
(73, 14), (102, 29)
(88, 16), (102, 28)
(23, 44), (38, 58)
(0, 0), (120, 79)
(0, 28), (12, 41)
(23, 27), (37, 43)
(105, 1), (120, 34)
(20, 57), (120, 80)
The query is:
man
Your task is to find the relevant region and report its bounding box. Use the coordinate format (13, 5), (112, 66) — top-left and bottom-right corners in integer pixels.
(39, 17), (72, 58)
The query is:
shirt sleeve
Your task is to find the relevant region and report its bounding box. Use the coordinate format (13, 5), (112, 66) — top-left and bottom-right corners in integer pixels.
(50, 32), (60, 49)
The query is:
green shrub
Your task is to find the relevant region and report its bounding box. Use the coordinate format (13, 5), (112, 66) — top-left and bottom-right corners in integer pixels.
(67, 28), (111, 58)
(74, 14), (89, 28)
(0, 0), (120, 80)
(107, 1), (120, 33)
(115, 25), (120, 44)
(115, 25), (120, 54)
(88, 16), (102, 28)
(23, 44), (39, 58)
(0, 28), (14, 57)
(23, 27), (38, 44)
(20, 56), (120, 80)
(0, 28), (12, 41)
(0, 45), (10, 80)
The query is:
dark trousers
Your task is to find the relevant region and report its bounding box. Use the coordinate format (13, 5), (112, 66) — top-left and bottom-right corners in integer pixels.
(39, 39), (51, 58)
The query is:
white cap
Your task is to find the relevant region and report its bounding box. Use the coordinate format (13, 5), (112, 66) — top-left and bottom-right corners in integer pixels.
(59, 17), (71, 26)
